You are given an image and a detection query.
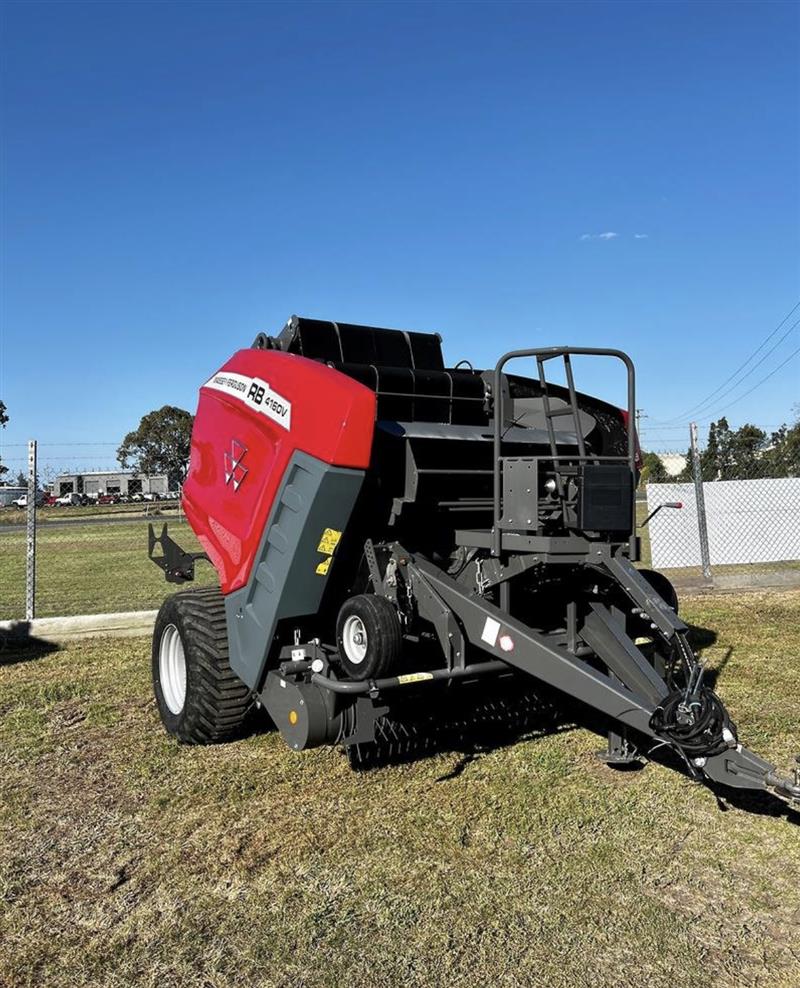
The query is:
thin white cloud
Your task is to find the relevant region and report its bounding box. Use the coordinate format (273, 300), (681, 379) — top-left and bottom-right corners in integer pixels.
(634, 233), (649, 239)
(580, 231), (618, 241)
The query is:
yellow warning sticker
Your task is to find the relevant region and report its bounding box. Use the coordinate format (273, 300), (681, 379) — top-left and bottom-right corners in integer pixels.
(317, 528), (342, 555)
(316, 556), (332, 576)
(396, 672), (434, 685)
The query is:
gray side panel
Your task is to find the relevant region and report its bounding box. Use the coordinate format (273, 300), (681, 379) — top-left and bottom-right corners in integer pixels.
(225, 450), (364, 690)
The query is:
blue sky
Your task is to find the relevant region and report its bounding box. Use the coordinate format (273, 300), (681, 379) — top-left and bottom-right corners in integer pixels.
(1, 0), (798, 473)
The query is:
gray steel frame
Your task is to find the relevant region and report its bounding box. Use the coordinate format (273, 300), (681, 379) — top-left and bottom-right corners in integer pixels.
(302, 344), (799, 802)
(400, 545), (798, 799)
(491, 346), (637, 557)
(307, 534), (799, 803)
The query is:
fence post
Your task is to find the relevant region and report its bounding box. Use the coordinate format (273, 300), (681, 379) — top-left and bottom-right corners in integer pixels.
(690, 422), (712, 582)
(26, 439), (37, 620)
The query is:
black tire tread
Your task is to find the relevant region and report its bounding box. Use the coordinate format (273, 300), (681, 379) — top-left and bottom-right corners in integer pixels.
(336, 593), (402, 681)
(153, 587), (253, 744)
(640, 568), (679, 613)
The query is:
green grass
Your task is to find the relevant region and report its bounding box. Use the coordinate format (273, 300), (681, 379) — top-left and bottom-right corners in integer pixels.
(0, 519), (213, 619)
(1, 506), (797, 620)
(0, 501), (181, 525)
(2, 590), (800, 987)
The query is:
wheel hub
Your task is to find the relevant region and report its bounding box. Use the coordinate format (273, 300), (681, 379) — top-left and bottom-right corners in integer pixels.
(342, 615), (368, 665)
(159, 623), (187, 714)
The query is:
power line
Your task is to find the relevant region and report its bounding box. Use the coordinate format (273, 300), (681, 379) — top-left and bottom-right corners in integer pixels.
(709, 341), (800, 413)
(0, 441), (119, 448)
(653, 300), (800, 424)
(696, 341), (800, 419)
(673, 316), (800, 422)
(640, 421), (784, 436)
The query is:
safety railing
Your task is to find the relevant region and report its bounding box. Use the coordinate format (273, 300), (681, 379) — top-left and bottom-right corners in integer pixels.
(491, 347), (637, 557)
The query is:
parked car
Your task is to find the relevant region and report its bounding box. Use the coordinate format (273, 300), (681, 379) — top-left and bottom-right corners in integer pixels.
(13, 492), (48, 508)
(55, 492), (82, 507)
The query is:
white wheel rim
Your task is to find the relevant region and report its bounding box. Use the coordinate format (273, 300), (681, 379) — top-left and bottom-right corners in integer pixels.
(342, 614), (368, 665)
(159, 623), (187, 715)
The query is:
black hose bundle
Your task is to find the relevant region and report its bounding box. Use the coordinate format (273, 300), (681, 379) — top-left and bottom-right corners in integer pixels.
(650, 685), (736, 759)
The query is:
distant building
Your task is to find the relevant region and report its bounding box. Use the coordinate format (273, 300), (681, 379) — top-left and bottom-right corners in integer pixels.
(55, 470), (169, 497)
(658, 453), (687, 478)
(0, 486), (26, 507)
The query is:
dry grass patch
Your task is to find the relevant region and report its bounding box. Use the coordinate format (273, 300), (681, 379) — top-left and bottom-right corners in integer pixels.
(1, 590), (800, 987)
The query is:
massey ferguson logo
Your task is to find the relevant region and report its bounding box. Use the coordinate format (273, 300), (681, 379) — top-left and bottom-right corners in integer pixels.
(203, 371), (292, 430)
(224, 440), (248, 491)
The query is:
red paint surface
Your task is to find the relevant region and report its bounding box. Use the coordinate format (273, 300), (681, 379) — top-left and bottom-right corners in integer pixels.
(182, 350), (376, 593)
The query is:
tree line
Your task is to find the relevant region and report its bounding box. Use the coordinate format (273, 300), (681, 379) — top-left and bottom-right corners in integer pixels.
(0, 400), (194, 491)
(641, 411), (800, 485)
(4, 396), (797, 492)
(116, 406), (193, 489)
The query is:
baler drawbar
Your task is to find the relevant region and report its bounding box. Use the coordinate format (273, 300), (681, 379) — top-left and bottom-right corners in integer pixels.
(148, 316), (800, 807)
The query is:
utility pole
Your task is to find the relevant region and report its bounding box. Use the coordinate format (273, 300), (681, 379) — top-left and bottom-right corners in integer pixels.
(26, 440), (37, 620)
(635, 408), (647, 436)
(690, 422), (712, 583)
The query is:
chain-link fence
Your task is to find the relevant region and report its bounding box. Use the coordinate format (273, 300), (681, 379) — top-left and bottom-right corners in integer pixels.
(0, 441), (215, 620)
(2, 429), (800, 621)
(0, 500), (216, 620)
(644, 440), (800, 589)
(1, 523), (26, 619)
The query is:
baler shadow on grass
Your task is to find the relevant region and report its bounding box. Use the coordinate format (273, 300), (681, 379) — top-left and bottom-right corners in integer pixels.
(2, 592), (800, 988)
(240, 617), (769, 811)
(342, 622), (720, 775)
(0, 623), (60, 667)
(340, 618), (799, 822)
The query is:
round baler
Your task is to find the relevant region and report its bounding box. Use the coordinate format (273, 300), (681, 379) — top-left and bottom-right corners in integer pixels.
(147, 316), (800, 806)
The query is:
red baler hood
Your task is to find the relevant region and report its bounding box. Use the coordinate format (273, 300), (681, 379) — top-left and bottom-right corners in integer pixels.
(182, 349), (376, 593)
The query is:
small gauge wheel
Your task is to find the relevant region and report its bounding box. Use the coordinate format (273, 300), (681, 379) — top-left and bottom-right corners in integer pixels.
(336, 594), (402, 681)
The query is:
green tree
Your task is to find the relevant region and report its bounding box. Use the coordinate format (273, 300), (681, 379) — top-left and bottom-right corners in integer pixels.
(686, 417), (771, 481)
(726, 423), (767, 478)
(117, 406), (194, 489)
(700, 418), (733, 479)
(0, 400), (8, 479)
(700, 419), (723, 479)
(766, 415), (800, 477)
(640, 450), (669, 485)
(15, 470), (26, 488)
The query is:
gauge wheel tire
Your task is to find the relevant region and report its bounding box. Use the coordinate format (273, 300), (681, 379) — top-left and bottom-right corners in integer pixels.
(336, 594), (403, 681)
(628, 569), (680, 641)
(640, 568), (679, 613)
(152, 586), (253, 744)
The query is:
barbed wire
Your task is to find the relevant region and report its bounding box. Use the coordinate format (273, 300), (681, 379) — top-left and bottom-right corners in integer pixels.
(0, 442), (119, 447)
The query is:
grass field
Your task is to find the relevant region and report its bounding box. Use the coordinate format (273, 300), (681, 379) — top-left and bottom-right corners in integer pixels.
(0, 519), (213, 619)
(2, 590), (799, 987)
(1, 506), (798, 621)
(0, 502), (182, 526)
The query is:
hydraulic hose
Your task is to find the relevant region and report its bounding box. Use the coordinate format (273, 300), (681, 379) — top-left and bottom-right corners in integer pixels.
(650, 685), (736, 759)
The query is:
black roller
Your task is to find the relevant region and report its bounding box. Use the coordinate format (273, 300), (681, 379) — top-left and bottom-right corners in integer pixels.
(345, 678), (561, 770)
